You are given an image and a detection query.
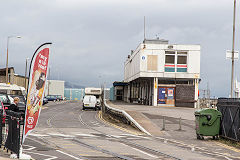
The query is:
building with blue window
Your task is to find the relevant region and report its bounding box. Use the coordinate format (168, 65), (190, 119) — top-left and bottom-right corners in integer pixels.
(124, 39), (200, 107)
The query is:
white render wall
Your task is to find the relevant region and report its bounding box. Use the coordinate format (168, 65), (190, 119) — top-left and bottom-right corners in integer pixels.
(45, 80), (65, 98)
(124, 45), (141, 82)
(124, 43), (200, 82)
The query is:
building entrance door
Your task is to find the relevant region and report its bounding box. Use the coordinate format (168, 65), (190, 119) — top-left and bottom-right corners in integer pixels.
(157, 87), (175, 106)
(158, 87), (166, 104)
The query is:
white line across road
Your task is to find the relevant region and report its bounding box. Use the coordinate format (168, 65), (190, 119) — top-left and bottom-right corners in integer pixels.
(132, 148), (159, 159)
(24, 151), (57, 160)
(23, 144), (36, 151)
(56, 150), (84, 160)
(120, 143), (158, 159)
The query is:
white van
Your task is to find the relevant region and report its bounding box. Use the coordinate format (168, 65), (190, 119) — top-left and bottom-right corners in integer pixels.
(83, 95), (97, 110)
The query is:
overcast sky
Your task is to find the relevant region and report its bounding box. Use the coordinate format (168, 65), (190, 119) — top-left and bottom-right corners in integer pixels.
(0, 0), (239, 97)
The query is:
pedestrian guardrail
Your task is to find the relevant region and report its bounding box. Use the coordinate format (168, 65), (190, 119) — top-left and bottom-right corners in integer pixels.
(217, 98), (240, 141)
(0, 110), (2, 148)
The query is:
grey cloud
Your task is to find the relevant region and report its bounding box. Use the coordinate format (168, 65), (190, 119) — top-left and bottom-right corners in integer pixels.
(0, 0), (238, 96)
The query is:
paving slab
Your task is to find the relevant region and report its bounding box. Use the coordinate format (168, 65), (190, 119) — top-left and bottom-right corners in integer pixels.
(107, 100), (196, 136)
(126, 111), (162, 136)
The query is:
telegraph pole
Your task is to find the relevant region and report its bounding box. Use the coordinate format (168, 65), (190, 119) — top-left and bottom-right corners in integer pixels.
(231, 0), (236, 98)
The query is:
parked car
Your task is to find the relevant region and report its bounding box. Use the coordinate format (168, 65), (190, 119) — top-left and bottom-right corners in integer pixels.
(0, 100), (7, 125)
(82, 95), (97, 111)
(56, 95), (63, 101)
(9, 95), (26, 112)
(45, 95), (57, 102)
(0, 93), (13, 108)
(43, 97), (48, 105)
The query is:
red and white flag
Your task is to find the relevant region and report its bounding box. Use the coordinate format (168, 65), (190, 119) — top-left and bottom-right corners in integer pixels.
(22, 43), (52, 144)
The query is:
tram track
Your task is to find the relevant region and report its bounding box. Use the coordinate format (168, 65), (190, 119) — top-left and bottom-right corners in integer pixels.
(43, 103), (135, 159)
(78, 111), (181, 160)
(42, 102), (180, 159)
(29, 102), (239, 160)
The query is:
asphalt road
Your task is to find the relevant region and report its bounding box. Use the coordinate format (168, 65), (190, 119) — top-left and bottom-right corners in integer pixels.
(21, 101), (231, 160)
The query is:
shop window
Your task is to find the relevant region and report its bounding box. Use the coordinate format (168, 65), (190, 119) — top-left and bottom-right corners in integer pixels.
(177, 51), (187, 72)
(165, 51), (175, 72)
(165, 51), (188, 72)
(165, 55), (175, 64)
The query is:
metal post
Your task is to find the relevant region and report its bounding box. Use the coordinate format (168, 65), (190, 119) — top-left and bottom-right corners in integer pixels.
(5, 36), (21, 84)
(48, 67), (50, 95)
(179, 117), (182, 131)
(6, 38), (9, 84)
(144, 16), (146, 40)
(24, 58), (29, 90)
(162, 116), (165, 130)
(231, 0), (236, 98)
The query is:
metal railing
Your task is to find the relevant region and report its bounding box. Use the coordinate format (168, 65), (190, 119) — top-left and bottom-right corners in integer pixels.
(0, 110), (24, 158)
(217, 98), (240, 141)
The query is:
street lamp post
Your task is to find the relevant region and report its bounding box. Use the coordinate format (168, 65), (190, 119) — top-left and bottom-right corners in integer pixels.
(231, 0), (236, 98)
(25, 58), (30, 90)
(6, 36), (21, 84)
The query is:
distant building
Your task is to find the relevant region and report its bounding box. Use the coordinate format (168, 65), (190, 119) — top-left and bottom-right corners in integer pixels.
(123, 39), (201, 107)
(0, 67), (28, 89)
(64, 88), (84, 100)
(45, 80), (65, 98)
(104, 88), (110, 100)
(110, 82), (128, 101)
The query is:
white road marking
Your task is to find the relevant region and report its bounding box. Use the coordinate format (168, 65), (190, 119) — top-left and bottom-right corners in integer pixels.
(132, 148), (158, 159)
(75, 133), (98, 137)
(48, 133), (75, 137)
(29, 133), (49, 137)
(23, 144), (36, 151)
(56, 150), (83, 160)
(111, 135), (125, 138)
(24, 151), (57, 160)
(120, 134), (142, 137)
(224, 156), (233, 160)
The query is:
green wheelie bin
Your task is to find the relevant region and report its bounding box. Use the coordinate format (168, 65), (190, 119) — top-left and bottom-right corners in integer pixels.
(195, 108), (222, 140)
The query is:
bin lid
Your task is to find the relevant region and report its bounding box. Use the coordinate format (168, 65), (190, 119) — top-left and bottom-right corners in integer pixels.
(195, 108), (222, 116)
(195, 108), (222, 126)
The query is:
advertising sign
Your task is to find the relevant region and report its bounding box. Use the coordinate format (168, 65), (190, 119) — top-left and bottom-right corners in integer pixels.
(22, 43), (52, 144)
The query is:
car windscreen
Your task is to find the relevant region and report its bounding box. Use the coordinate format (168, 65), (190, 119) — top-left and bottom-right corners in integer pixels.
(0, 94), (9, 104)
(9, 95), (26, 105)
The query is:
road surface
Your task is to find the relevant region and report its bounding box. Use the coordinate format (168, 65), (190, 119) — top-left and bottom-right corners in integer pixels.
(22, 101), (234, 160)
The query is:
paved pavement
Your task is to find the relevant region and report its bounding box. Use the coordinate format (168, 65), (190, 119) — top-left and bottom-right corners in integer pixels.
(107, 101), (240, 159)
(0, 147), (12, 160)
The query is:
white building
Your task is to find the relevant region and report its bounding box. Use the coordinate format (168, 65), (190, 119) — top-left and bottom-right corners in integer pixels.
(124, 39), (200, 107)
(45, 80), (65, 98)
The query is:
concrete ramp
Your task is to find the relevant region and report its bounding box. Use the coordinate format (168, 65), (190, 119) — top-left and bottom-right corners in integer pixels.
(126, 111), (162, 136)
